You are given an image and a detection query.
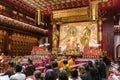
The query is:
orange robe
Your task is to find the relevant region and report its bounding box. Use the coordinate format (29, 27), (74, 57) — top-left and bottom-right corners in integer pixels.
(58, 59), (64, 68)
(68, 58), (75, 66)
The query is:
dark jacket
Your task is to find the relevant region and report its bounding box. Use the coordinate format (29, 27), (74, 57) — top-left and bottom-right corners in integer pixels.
(80, 71), (92, 80)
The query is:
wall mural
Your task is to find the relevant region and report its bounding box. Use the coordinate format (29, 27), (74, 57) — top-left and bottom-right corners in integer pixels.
(59, 22), (99, 56)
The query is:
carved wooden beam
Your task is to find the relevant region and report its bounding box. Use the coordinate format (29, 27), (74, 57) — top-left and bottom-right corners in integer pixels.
(0, 15), (48, 34)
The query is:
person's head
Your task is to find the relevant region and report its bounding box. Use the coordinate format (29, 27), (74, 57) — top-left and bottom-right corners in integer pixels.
(100, 58), (103, 62)
(28, 58), (33, 64)
(95, 59), (99, 65)
(52, 61), (58, 68)
(45, 71), (56, 80)
(4, 69), (14, 77)
(15, 63), (22, 72)
(70, 69), (78, 79)
(45, 64), (52, 70)
(8, 61), (14, 67)
(58, 70), (68, 80)
(78, 66), (86, 74)
(88, 61), (93, 67)
(84, 64), (90, 71)
(63, 59), (68, 65)
(24, 65), (35, 76)
(34, 70), (41, 79)
(114, 59), (119, 64)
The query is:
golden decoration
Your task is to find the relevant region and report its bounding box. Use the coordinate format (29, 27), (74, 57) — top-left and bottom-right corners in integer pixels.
(99, 31), (102, 41)
(52, 24), (59, 49)
(90, 1), (98, 20)
(53, 7), (89, 19)
(53, 7), (90, 22)
(37, 9), (41, 25)
(80, 27), (91, 46)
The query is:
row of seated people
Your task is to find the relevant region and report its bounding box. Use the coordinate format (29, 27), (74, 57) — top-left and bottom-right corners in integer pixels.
(0, 56), (108, 80)
(108, 58), (120, 80)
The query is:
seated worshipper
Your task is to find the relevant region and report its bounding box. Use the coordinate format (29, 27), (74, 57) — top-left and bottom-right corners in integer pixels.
(88, 61), (98, 80)
(69, 68), (82, 80)
(44, 71), (56, 80)
(34, 70), (42, 80)
(111, 59), (119, 69)
(99, 59), (107, 78)
(44, 63), (54, 78)
(57, 69), (68, 80)
(23, 59), (36, 77)
(57, 56), (64, 68)
(79, 65), (92, 80)
(94, 59), (101, 80)
(45, 64), (53, 73)
(28, 58), (36, 71)
(63, 59), (70, 74)
(4, 61), (15, 77)
(108, 66), (120, 80)
(26, 70), (42, 80)
(52, 61), (60, 79)
(10, 63), (26, 80)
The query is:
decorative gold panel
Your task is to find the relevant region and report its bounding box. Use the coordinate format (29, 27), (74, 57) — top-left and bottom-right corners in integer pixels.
(53, 7), (89, 19)
(61, 15), (91, 23)
(53, 7), (91, 22)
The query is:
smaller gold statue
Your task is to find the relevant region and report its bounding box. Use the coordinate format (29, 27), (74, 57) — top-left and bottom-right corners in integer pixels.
(52, 24), (59, 49)
(80, 27), (91, 46)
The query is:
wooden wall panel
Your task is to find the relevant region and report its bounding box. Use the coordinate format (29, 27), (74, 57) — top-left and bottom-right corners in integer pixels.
(102, 17), (114, 59)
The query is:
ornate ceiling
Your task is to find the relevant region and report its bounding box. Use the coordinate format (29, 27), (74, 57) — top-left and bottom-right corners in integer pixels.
(1, 0), (120, 16)
(22, 0), (90, 14)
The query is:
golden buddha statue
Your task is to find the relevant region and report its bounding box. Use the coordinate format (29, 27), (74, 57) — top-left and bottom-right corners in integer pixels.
(80, 27), (91, 46)
(66, 27), (77, 50)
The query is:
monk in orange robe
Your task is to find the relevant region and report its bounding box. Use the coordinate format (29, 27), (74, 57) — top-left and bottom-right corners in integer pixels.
(57, 57), (64, 68)
(68, 56), (75, 66)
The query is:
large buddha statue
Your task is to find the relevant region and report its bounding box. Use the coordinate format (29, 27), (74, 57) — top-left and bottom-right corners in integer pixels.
(66, 26), (77, 50)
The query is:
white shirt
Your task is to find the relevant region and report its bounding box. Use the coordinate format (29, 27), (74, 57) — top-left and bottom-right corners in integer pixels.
(10, 72), (26, 80)
(69, 77), (82, 80)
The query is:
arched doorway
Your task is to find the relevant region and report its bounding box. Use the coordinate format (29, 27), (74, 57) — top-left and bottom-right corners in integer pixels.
(116, 44), (120, 58)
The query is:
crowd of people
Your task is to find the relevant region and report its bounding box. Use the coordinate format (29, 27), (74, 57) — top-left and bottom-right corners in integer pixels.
(108, 58), (120, 80)
(0, 55), (120, 80)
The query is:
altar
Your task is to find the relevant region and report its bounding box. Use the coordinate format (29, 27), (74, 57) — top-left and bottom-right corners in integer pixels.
(31, 46), (49, 54)
(52, 21), (100, 58)
(82, 46), (100, 57)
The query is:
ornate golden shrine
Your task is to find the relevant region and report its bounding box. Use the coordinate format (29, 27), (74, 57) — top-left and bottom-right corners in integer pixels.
(51, 1), (102, 56)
